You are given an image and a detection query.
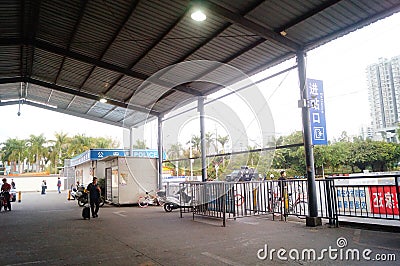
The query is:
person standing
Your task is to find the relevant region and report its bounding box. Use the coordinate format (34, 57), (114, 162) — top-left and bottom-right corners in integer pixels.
(278, 170), (287, 200)
(41, 180), (46, 195)
(1, 178), (12, 211)
(57, 177), (62, 193)
(11, 179), (16, 189)
(87, 177), (101, 218)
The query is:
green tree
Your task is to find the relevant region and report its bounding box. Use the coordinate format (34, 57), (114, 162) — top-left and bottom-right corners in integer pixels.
(68, 134), (92, 157)
(48, 132), (70, 174)
(205, 132), (215, 154)
(167, 143), (182, 175)
(132, 139), (147, 149)
(26, 134), (47, 172)
(1, 138), (27, 173)
(187, 135), (201, 153)
(217, 135), (229, 152)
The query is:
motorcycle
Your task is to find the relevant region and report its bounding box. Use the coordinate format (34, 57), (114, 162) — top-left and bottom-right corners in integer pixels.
(70, 186), (83, 200)
(163, 186), (192, 212)
(0, 191), (10, 211)
(77, 189), (105, 207)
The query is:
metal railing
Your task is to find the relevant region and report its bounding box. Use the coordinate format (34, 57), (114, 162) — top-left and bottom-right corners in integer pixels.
(328, 174), (400, 221)
(177, 174), (399, 227)
(178, 179), (337, 226)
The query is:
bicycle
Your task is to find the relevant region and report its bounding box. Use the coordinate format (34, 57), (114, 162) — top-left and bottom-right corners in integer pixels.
(269, 185), (308, 218)
(137, 190), (165, 208)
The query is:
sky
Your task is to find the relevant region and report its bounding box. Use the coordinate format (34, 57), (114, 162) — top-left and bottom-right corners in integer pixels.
(1, 12), (400, 148)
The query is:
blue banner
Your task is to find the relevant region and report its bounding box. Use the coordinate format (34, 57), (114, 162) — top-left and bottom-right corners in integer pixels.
(307, 78), (328, 145)
(71, 149), (167, 166)
(90, 149), (127, 160)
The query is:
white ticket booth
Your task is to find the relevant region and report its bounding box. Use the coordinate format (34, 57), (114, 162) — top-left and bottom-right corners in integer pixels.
(102, 156), (158, 205)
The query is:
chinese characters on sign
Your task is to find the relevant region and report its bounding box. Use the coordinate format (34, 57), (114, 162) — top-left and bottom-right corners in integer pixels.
(368, 186), (399, 215)
(307, 78), (328, 145)
(336, 188), (368, 212)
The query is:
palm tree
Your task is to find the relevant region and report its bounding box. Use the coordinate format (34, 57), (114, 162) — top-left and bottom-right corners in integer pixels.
(217, 135), (229, 152)
(1, 138), (27, 173)
(48, 132), (70, 174)
(26, 134), (48, 172)
(217, 135), (230, 167)
(68, 134), (92, 157)
(187, 135), (201, 153)
(94, 137), (115, 148)
(133, 139), (147, 149)
(205, 132), (215, 154)
(167, 143), (182, 176)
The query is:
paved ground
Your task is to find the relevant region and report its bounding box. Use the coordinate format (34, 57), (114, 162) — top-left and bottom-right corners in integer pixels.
(0, 191), (399, 265)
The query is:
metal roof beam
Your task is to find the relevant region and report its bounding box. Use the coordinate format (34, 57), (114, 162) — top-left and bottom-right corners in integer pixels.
(54, 0), (89, 84)
(80, 0), (140, 91)
(27, 0), (42, 78)
(0, 38), (25, 46)
(25, 77), (159, 116)
(101, 106), (118, 119)
(0, 100), (123, 127)
(0, 77), (23, 84)
(177, 0), (265, 63)
(304, 3), (400, 51)
(31, 39), (199, 98)
(0, 100), (20, 107)
(32, 39), (149, 80)
(104, 2), (191, 96)
(276, 0), (342, 33)
(203, 0), (301, 52)
(24, 100), (124, 127)
(20, 0), (25, 78)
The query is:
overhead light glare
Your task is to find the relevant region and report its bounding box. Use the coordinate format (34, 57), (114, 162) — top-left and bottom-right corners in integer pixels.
(99, 98), (107, 103)
(191, 10), (206, 22)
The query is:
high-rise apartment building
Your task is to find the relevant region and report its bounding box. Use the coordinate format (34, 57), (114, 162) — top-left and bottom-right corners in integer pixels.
(367, 55), (400, 142)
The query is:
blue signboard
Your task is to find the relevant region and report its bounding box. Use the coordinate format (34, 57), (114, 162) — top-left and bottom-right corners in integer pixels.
(131, 149), (167, 160)
(307, 78), (328, 145)
(90, 149), (128, 160)
(70, 148), (167, 166)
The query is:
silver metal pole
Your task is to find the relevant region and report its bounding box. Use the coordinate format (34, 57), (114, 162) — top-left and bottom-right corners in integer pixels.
(198, 96), (207, 182)
(157, 115), (163, 190)
(129, 127), (134, 156)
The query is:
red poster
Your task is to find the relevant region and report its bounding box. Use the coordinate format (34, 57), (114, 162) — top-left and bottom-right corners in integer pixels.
(368, 186), (399, 215)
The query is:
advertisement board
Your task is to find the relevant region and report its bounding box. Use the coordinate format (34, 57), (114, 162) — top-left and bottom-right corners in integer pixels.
(368, 186), (399, 215)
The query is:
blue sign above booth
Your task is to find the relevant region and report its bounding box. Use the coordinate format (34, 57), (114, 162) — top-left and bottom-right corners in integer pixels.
(90, 149), (127, 160)
(70, 149), (166, 167)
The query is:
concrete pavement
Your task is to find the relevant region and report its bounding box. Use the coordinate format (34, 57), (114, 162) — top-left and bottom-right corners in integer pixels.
(0, 191), (398, 265)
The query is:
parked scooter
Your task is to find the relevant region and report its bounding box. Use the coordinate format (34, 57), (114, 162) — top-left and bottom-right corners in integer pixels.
(70, 186), (84, 200)
(77, 189), (105, 207)
(163, 186), (192, 212)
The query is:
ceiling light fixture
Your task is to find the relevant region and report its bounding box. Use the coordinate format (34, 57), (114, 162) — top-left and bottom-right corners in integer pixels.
(191, 10), (206, 22)
(99, 97), (107, 103)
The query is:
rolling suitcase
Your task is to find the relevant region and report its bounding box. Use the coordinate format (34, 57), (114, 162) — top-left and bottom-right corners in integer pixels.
(82, 206), (90, 220)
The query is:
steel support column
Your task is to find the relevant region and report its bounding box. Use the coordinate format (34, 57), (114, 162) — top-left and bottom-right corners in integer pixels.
(297, 50), (321, 226)
(198, 97), (207, 182)
(157, 115), (164, 190)
(129, 127), (134, 156)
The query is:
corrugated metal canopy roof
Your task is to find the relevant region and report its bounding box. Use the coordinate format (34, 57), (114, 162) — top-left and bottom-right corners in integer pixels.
(0, 0), (399, 128)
